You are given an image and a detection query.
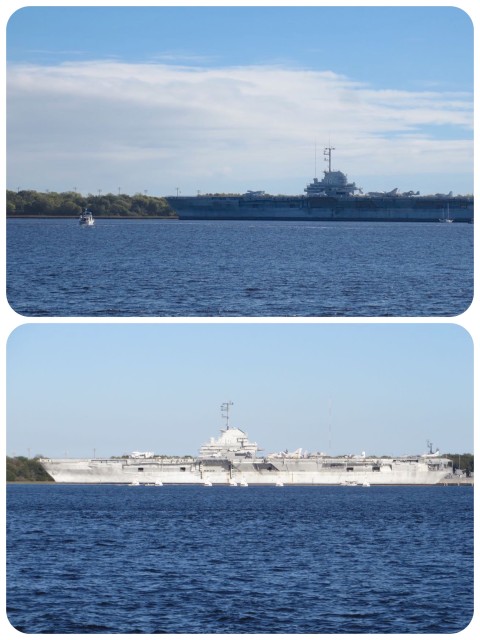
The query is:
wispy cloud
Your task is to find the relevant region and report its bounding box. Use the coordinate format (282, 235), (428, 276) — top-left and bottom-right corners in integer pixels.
(146, 51), (217, 65)
(25, 49), (90, 57)
(7, 60), (473, 194)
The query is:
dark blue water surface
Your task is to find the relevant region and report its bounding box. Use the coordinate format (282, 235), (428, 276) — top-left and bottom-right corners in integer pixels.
(6, 219), (473, 316)
(7, 484), (473, 634)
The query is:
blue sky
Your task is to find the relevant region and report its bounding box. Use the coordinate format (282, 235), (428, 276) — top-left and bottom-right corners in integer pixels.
(6, 4), (474, 196)
(6, 6), (473, 91)
(7, 323), (473, 459)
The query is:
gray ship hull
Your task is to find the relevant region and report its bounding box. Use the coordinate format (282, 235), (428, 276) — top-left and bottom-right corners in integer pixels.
(40, 454), (453, 486)
(39, 419), (454, 487)
(165, 195), (473, 223)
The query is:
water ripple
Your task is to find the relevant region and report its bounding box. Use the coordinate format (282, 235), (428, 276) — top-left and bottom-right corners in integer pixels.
(7, 219), (473, 316)
(6, 484), (473, 633)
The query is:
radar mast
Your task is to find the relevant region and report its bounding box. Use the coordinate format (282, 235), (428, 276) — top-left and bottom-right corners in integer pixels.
(324, 146), (335, 173)
(221, 401), (234, 429)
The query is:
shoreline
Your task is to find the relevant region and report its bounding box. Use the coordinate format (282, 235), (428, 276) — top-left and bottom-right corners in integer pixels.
(7, 214), (474, 223)
(7, 214), (178, 220)
(7, 480), (473, 486)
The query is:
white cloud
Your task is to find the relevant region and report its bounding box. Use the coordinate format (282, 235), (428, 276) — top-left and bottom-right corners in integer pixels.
(7, 61), (473, 195)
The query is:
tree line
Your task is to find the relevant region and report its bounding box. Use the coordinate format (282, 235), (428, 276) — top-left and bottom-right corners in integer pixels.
(445, 453), (474, 476)
(6, 456), (54, 482)
(7, 189), (176, 218)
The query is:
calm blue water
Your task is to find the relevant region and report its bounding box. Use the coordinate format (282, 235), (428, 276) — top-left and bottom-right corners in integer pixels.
(7, 484), (473, 634)
(6, 219), (473, 316)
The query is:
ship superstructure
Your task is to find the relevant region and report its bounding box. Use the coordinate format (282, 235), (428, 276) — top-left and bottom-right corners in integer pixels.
(304, 146), (360, 197)
(165, 147), (473, 223)
(40, 404), (454, 486)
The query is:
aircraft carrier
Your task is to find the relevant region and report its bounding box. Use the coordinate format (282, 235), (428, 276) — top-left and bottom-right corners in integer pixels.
(40, 404), (454, 486)
(165, 147), (473, 223)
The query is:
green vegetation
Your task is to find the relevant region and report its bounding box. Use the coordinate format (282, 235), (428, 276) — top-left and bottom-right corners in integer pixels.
(7, 189), (176, 218)
(6, 456), (54, 482)
(445, 453), (474, 476)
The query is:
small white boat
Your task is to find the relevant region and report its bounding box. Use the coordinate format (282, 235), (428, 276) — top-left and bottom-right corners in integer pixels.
(239, 480), (248, 487)
(229, 479), (238, 486)
(128, 480), (140, 486)
(439, 204), (453, 223)
(204, 480), (213, 487)
(275, 481), (284, 487)
(79, 208), (95, 226)
(154, 480), (163, 487)
(362, 481), (371, 487)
